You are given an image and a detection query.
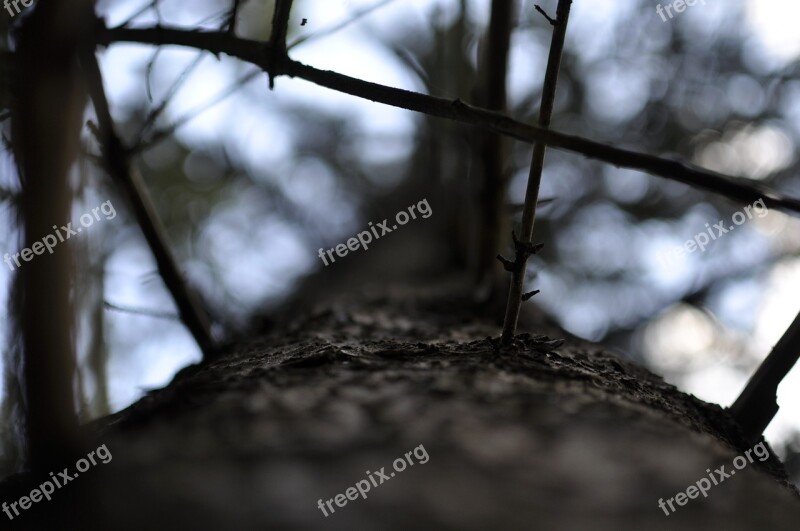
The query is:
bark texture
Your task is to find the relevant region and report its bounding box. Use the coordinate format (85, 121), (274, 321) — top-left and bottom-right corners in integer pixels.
(2, 280), (797, 530)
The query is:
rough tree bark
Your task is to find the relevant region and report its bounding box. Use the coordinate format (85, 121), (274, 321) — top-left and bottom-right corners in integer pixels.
(1, 261), (797, 529)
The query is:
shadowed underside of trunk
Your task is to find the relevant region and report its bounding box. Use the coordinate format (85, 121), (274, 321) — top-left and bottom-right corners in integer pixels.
(3, 281), (799, 531)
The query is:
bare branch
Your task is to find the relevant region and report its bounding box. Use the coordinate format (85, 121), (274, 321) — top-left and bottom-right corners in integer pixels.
(79, 47), (218, 359)
(729, 309), (800, 443)
(104, 301), (180, 320)
(119, 1), (158, 28)
(137, 52), (206, 140)
(270, 0), (294, 50)
(96, 23), (800, 216)
(99, 25), (265, 62)
(134, 68), (261, 155)
(534, 5), (557, 26)
(267, 0), (294, 88)
(226, 0), (244, 35)
(501, 0), (572, 344)
(144, 48), (163, 102)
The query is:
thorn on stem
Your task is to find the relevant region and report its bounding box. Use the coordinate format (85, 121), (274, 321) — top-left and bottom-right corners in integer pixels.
(537, 197), (556, 206)
(521, 290), (540, 302)
(497, 254), (515, 272)
(451, 97), (466, 111)
(511, 230), (544, 257)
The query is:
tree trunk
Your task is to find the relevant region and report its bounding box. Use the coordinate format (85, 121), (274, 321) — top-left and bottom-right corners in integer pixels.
(2, 279), (796, 530)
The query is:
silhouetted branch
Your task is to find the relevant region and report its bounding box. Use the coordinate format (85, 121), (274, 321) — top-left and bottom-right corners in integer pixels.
(133, 68), (261, 155)
(119, 1), (158, 28)
(267, 0), (294, 88)
(79, 48), (218, 359)
(501, 0), (572, 344)
(104, 301), (180, 320)
(270, 0), (294, 50)
(507, 197), (555, 213)
(97, 22), (800, 216)
(139, 53), (204, 138)
(730, 310), (800, 443)
(534, 5), (557, 26)
(226, 0), (244, 34)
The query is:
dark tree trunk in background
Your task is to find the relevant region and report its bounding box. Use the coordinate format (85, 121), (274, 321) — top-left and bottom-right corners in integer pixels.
(473, 0), (515, 295)
(11, 1), (92, 472)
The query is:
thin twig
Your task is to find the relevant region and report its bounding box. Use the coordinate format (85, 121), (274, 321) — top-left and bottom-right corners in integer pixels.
(133, 68), (261, 155)
(96, 23), (800, 216)
(534, 5), (557, 26)
(144, 48), (163, 102)
(119, 1), (157, 28)
(227, 0), (244, 35)
(79, 47), (218, 359)
(507, 198), (555, 213)
(500, 0), (572, 344)
(137, 52), (205, 139)
(104, 301), (180, 320)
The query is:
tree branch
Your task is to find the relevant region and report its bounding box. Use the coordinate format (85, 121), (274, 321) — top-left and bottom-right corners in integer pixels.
(226, 0), (244, 35)
(79, 47), (218, 359)
(96, 23), (800, 216)
(270, 0), (294, 51)
(104, 301), (180, 320)
(729, 309), (800, 443)
(133, 68), (262, 155)
(501, 0), (572, 344)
